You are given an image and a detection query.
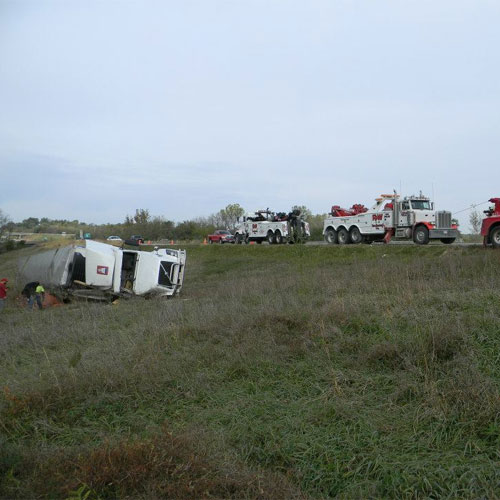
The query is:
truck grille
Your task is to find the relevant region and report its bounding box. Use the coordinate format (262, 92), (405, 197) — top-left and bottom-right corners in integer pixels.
(435, 211), (452, 228)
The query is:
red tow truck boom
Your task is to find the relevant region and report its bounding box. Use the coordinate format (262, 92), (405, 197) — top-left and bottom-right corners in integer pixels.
(330, 204), (368, 217)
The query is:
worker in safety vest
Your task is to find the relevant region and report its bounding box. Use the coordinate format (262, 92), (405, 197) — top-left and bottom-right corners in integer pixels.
(0, 278), (8, 313)
(35, 283), (45, 310)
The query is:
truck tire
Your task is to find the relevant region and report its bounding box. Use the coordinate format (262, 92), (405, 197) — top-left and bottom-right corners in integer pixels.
(267, 231), (275, 244)
(324, 228), (338, 244)
(235, 234), (242, 244)
(413, 225), (429, 245)
(219, 238), (223, 244)
(209, 239), (214, 244)
(275, 231), (283, 244)
(337, 227), (349, 245)
(350, 226), (362, 244)
(490, 226), (500, 248)
(440, 238), (455, 245)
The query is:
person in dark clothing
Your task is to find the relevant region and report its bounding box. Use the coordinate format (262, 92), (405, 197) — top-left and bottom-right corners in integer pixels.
(21, 281), (39, 310)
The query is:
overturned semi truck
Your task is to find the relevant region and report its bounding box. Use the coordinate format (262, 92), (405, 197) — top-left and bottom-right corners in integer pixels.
(18, 240), (186, 301)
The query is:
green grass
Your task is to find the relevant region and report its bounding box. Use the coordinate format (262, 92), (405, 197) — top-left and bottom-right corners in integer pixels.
(1, 243), (500, 498)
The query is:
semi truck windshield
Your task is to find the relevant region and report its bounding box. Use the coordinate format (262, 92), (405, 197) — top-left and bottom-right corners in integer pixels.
(411, 200), (432, 210)
(158, 261), (174, 286)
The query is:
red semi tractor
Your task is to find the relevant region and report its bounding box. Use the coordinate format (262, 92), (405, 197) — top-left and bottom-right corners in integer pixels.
(481, 198), (500, 248)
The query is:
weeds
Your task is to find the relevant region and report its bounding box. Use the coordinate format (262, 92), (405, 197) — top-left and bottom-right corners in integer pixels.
(1, 244), (500, 497)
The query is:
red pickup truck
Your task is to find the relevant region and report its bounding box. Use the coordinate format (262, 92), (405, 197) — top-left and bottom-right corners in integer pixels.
(207, 230), (235, 244)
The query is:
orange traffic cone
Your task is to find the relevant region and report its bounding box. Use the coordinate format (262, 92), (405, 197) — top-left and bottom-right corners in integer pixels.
(203, 238), (207, 245)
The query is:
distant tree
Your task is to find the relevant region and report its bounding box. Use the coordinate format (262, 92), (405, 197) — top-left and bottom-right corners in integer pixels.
(123, 209), (150, 225)
(149, 216), (175, 240)
(218, 203), (245, 230)
(21, 217), (40, 229)
(206, 212), (224, 228)
(133, 208), (150, 225)
(173, 221), (199, 241)
(291, 205), (313, 219)
(469, 209), (482, 234)
(0, 209), (11, 237)
(4, 221), (16, 235)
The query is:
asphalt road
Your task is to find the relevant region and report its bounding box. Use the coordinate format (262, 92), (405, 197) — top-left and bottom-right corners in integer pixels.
(305, 240), (482, 247)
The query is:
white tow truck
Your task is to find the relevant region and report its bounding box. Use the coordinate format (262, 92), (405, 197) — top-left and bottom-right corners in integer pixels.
(234, 209), (310, 244)
(18, 240), (186, 301)
(323, 192), (459, 245)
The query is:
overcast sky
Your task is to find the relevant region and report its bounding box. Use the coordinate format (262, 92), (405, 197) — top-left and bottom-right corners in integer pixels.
(1, 0), (499, 228)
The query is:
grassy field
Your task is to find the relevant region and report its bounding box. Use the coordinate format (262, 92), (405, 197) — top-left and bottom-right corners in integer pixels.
(1, 243), (500, 498)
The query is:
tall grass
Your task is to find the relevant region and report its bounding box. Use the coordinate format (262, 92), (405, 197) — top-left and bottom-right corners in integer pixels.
(1, 244), (500, 498)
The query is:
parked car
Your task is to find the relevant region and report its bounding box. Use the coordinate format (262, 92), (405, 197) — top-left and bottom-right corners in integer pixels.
(130, 235), (144, 244)
(106, 236), (122, 241)
(207, 230), (235, 244)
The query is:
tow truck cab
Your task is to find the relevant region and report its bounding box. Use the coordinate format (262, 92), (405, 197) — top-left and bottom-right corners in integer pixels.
(481, 198), (500, 248)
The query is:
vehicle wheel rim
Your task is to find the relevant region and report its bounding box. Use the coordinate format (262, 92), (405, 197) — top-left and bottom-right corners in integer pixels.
(493, 230), (500, 244)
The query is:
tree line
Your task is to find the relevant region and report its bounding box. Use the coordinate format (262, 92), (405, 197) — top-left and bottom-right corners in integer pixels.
(4, 204), (483, 241)
(0, 205), (327, 241)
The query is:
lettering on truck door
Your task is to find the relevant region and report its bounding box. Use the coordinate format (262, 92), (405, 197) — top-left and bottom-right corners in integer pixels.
(372, 213), (383, 229)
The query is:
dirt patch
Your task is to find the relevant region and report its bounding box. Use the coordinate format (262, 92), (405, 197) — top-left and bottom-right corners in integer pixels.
(14, 292), (63, 309)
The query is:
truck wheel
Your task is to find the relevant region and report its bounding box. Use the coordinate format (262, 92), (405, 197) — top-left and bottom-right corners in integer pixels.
(413, 226), (429, 245)
(324, 228), (337, 244)
(350, 226), (362, 244)
(275, 231), (283, 244)
(244, 234), (250, 244)
(337, 227), (349, 244)
(267, 231), (275, 244)
(209, 239), (214, 244)
(440, 238), (455, 245)
(490, 226), (500, 248)
(219, 239), (223, 244)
